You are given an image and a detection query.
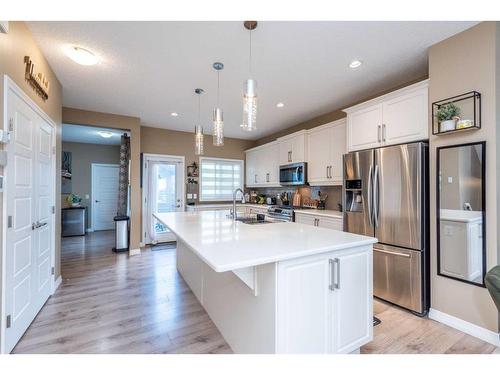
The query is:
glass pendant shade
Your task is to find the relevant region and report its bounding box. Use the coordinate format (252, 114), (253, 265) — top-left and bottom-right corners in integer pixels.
(194, 125), (204, 155)
(213, 107), (224, 146)
(241, 79), (257, 131)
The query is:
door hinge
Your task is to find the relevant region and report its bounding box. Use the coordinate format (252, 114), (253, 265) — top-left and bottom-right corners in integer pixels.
(9, 118), (14, 131)
(51, 267), (55, 275)
(7, 215), (12, 228)
(51, 205), (55, 214)
(6, 314), (11, 329)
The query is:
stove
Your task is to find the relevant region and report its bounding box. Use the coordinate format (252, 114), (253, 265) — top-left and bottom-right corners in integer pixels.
(267, 205), (314, 222)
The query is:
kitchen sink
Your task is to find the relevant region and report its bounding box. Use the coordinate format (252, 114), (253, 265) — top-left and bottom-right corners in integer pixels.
(235, 217), (274, 225)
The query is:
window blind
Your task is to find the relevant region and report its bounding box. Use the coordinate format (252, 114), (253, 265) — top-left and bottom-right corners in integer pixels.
(199, 157), (244, 201)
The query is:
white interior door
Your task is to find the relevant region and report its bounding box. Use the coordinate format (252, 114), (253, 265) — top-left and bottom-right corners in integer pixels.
(143, 155), (184, 244)
(4, 84), (55, 353)
(91, 164), (120, 231)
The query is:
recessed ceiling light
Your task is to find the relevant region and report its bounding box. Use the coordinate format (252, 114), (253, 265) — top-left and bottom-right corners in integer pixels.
(171, 112), (179, 117)
(276, 102), (285, 108)
(349, 60), (363, 69)
(98, 131), (113, 138)
(66, 46), (98, 66)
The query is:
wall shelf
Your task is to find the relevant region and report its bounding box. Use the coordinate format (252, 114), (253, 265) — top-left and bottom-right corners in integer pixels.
(432, 91), (481, 135)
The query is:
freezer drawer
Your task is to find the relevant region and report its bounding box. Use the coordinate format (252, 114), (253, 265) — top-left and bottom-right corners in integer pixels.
(373, 244), (423, 313)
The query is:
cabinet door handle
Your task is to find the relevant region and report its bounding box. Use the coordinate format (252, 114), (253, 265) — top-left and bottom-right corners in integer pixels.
(334, 258), (340, 289)
(377, 125), (381, 143)
(266, 173), (269, 182)
(254, 174), (257, 183)
(329, 259), (335, 291)
(382, 124), (386, 142)
(326, 166), (329, 179)
(329, 166), (332, 179)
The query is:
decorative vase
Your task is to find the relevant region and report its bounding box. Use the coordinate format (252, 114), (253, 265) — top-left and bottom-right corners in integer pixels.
(440, 119), (456, 132)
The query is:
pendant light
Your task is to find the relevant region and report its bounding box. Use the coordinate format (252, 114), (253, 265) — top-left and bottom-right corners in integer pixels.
(194, 88), (204, 156)
(212, 62), (224, 146)
(241, 21), (258, 132)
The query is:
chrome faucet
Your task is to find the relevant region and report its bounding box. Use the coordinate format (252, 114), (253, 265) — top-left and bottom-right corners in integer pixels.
(231, 188), (245, 220)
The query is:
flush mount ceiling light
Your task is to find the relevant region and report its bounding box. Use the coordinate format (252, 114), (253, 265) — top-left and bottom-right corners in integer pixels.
(212, 62), (224, 146)
(194, 88), (205, 156)
(241, 21), (258, 132)
(349, 59), (363, 69)
(66, 46), (98, 66)
(276, 102), (285, 108)
(170, 112), (179, 117)
(98, 131), (113, 138)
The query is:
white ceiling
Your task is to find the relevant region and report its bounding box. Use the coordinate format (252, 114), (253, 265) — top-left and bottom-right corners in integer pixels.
(28, 21), (477, 140)
(62, 124), (127, 145)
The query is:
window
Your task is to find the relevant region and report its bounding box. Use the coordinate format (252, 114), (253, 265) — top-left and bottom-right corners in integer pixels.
(199, 157), (244, 201)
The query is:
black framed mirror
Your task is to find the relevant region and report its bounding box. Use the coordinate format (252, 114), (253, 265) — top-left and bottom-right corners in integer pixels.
(437, 141), (486, 287)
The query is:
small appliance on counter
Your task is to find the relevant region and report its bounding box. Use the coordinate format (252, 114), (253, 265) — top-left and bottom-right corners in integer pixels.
(316, 191), (328, 210)
(292, 188), (301, 207)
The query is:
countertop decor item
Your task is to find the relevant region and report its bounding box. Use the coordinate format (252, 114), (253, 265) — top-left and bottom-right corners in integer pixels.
(67, 193), (82, 207)
(432, 91), (481, 135)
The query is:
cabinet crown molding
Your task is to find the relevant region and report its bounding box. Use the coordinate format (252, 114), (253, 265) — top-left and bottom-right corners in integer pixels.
(277, 129), (307, 141)
(306, 118), (347, 134)
(245, 140), (278, 153)
(342, 79), (429, 114)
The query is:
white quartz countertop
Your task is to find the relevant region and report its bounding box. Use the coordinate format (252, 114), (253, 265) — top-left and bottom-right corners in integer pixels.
(440, 209), (483, 223)
(154, 211), (377, 272)
(294, 209), (343, 219)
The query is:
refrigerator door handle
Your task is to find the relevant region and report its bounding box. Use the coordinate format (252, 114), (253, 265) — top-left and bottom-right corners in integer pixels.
(367, 165), (373, 227)
(373, 164), (380, 227)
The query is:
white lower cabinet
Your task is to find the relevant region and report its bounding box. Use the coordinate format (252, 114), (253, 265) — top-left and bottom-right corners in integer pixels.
(277, 247), (373, 353)
(295, 212), (343, 231)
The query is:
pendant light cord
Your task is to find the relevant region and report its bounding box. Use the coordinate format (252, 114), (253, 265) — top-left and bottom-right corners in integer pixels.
(249, 29), (252, 77)
(217, 70), (220, 106)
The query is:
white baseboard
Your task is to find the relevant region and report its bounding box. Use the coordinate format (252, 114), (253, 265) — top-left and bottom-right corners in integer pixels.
(52, 276), (62, 293)
(129, 248), (141, 256)
(429, 308), (500, 347)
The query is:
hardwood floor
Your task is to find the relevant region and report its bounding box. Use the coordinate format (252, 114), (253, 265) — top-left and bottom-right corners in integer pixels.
(362, 300), (498, 354)
(13, 231), (232, 354)
(12, 230), (498, 354)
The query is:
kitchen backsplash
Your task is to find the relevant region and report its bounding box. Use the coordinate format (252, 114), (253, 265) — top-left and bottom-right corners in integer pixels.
(248, 185), (343, 211)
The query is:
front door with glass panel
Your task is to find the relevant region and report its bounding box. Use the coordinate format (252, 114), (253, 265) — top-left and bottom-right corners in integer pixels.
(143, 155), (184, 244)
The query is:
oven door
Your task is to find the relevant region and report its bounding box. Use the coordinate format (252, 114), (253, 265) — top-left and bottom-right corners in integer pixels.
(280, 162), (306, 185)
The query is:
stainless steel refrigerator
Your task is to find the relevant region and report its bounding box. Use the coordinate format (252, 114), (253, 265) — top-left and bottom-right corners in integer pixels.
(343, 142), (429, 315)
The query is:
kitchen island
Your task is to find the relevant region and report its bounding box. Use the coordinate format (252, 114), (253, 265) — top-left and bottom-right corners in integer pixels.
(154, 210), (377, 354)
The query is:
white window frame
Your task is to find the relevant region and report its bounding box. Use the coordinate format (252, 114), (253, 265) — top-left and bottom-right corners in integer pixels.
(199, 156), (244, 202)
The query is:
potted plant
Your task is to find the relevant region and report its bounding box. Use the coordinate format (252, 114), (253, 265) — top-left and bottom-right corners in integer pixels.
(436, 102), (461, 132)
(67, 193), (82, 207)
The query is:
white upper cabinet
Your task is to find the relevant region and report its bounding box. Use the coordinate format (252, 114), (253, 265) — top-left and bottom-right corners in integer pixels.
(344, 80), (429, 152)
(245, 141), (280, 187)
(278, 131), (306, 165)
(306, 119), (346, 186)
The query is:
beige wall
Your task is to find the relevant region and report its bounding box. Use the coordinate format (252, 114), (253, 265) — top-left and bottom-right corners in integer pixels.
(61, 142), (121, 229)
(141, 126), (255, 204)
(62, 108), (142, 251)
(0, 22), (63, 279)
(429, 22), (499, 332)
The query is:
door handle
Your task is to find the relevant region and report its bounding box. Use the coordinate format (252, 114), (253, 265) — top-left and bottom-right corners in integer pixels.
(254, 174), (257, 183)
(95, 200), (100, 203)
(266, 173), (269, 182)
(382, 124), (386, 142)
(326, 166), (329, 179)
(377, 125), (381, 143)
(374, 248), (411, 258)
(367, 165), (373, 227)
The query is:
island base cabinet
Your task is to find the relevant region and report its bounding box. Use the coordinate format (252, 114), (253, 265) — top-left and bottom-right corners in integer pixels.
(276, 246), (373, 354)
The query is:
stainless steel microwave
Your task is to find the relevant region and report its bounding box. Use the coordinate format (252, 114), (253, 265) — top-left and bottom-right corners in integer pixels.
(279, 162), (307, 186)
